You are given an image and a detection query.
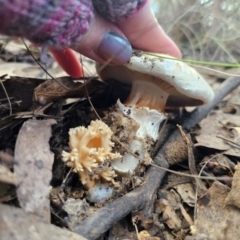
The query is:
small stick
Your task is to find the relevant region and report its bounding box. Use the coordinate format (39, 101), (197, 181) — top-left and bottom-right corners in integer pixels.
(73, 72), (240, 240)
(217, 135), (240, 148)
(178, 203), (194, 226)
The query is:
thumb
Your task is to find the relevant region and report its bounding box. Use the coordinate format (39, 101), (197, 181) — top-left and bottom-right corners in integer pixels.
(51, 14), (132, 77)
(73, 13), (132, 64)
(118, 1), (182, 58)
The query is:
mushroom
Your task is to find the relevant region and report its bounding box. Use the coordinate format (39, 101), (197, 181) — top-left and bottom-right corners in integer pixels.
(62, 120), (121, 190)
(96, 52), (214, 175)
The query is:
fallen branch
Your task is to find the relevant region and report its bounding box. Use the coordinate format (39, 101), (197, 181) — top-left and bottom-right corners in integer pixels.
(73, 72), (240, 239)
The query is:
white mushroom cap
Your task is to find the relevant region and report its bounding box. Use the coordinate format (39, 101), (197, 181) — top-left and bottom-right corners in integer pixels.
(97, 53), (214, 112)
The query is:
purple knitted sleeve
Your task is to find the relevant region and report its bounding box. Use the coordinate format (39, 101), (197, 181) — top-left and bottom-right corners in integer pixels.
(0, 0), (93, 47)
(92, 0), (147, 23)
(0, 0), (147, 47)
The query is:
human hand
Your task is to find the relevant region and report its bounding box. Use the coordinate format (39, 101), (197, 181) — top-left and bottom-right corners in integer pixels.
(52, 0), (181, 77)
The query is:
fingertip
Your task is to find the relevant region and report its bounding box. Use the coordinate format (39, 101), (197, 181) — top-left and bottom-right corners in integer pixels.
(159, 35), (182, 59)
(95, 32), (132, 64)
(118, 2), (182, 59)
(72, 14), (132, 65)
(51, 48), (83, 78)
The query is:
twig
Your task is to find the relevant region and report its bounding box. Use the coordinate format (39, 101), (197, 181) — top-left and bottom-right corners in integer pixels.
(217, 135), (240, 148)
(22, 40), (74, 91)
(178, 202), (194, 226)
(73, 72), (240, 240)
(0, 78), (12, 116)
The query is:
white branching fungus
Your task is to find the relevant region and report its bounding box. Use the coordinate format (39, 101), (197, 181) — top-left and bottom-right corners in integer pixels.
(62, 120), (121, 190)
(97, 52), (214, 175)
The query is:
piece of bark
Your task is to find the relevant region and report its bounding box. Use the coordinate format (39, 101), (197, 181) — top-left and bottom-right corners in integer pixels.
(0, 203), (87, 240)
(33, 77), (104, 105)
(0, 76), (45, 112)
(225, 163), (240, 208)
(14, 119), (56, 222)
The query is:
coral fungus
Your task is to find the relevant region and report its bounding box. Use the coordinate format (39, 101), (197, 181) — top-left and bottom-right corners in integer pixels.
(62, 120), (121, 189)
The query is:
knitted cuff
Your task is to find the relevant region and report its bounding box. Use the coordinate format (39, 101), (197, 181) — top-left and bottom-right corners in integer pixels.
(92, 0), (147, 23)
(0, 0), (93, 47)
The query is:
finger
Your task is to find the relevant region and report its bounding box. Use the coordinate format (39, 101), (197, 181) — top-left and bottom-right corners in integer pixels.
(117, 1), (182, 58)
(50, 48), (83, 78)
(72, 13), (132, 65)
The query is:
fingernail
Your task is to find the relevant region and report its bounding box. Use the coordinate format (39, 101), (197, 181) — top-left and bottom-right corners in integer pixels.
(96, 32), (132, 64)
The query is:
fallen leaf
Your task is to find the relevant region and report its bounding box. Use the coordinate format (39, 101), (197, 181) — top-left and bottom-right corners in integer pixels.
(0, 62), (41, 77)
(108, 221), (138, 240)
(195, 134), (240, 158)
(225, 163), (240, 209)
(199, 111), (240, 135)
(33, 77), (104, 105)
(173, 183), (195, 207)
(62, 198), (90, 229)
(14, 119), (56, 222)
(162, 203), (182, 230)
(138, 230), (160, 240)
(228, 86), (240, 107)
(190, 182), (240, 240)
(195, 134), (229, 151)
(0, 204), (87, 240)
(0, 164), (15, 185)
(230, 127), (240, 139)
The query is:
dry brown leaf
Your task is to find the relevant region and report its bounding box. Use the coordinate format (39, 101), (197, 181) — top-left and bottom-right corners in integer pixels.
(33, 77), (104, 105)
(228, 86), (240, 106)
(224, 148), (240, 158)
(108, 221), (138, 240)
(195, 134), (229, 150)
(158, 198), (182, 230)
(14, 119), (56, 222)
(62, 198), (90, 229)
(0, 62), (41, 77)
(199, 111), (240, 135)
(195, 134), (240, 158)
(189, 182), (240, 240)
(0, 164), (15, 185)
(138, 230), (161, 240)
(3, 40), (28, 54)
(0, 204), (87, 240)
(230, 127), (240, 140)
(225, 164), (240, 209)
(172, 183), (195, 207)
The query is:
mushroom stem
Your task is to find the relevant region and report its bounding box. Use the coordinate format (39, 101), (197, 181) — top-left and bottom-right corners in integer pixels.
(112, 139), (145, 175)
(125, 80), (170, 113)
(117, 100), (165, 140)
(111, 100), (166, 175)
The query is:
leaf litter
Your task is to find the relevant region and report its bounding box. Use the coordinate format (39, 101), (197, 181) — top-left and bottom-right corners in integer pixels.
(1, 38), (240, 240)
